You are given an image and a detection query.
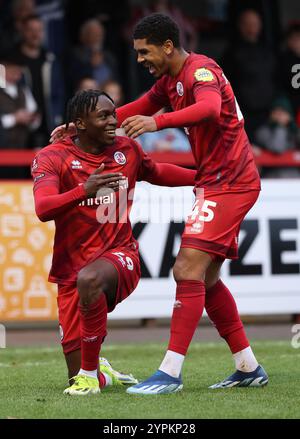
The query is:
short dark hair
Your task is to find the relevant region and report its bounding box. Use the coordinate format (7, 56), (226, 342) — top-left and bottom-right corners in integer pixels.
(66, 90), (114, 128)
(133, 13), (181, 48)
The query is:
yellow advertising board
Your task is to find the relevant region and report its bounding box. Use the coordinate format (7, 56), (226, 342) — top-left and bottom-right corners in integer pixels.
(0, 182), (57, 321)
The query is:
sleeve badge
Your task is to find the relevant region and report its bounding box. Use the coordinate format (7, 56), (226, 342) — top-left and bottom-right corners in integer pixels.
(194, 68), (214, 82)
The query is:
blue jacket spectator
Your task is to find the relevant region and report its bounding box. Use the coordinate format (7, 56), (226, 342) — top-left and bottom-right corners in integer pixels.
(69, 19), (119, 93)
(138, 128), (191, 152)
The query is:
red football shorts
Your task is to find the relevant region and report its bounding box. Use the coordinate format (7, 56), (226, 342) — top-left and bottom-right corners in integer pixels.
(57, 247), (141, 354)
(181, 189), (260, 260)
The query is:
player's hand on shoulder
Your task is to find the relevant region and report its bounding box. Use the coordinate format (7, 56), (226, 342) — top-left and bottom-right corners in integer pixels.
(49, 123), (76, 143)
(121, 115), (157, 139)
(83, 164), (126, 198)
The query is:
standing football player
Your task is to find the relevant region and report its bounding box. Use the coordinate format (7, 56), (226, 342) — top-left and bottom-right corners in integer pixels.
(50, 14), (269, 394)
(32, 89), (196, 395)
(119, 13), (268, 394)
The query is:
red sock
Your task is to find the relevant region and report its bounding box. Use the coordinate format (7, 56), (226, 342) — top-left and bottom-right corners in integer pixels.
(168, 280), (206, 355)
(205, 279), (249, 353)
(98, 372), (106, 389)
(79, 293), (107, 371)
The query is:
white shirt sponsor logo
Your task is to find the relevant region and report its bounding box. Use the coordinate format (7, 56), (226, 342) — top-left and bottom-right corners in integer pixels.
(79, 191), (114, 207)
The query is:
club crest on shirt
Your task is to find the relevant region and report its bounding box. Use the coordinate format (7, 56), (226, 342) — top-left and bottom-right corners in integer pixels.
(114, 151), (126, 165)
(176, 81), (184, 96)
(194, 68), (214, 82)
(71, 160), (82, 169)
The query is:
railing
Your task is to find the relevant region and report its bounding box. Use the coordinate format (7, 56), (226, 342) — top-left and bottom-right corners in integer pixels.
(1, 149), (300, 168)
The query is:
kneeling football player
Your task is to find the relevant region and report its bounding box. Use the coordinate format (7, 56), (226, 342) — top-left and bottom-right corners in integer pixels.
(32, 90), (196, 395)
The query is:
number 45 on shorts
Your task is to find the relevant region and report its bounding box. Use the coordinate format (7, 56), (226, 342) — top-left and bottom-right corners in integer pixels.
(185, 199), (217, 234)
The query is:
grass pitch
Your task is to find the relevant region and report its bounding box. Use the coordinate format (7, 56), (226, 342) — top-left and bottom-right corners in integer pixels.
(0, 341), (299, 419)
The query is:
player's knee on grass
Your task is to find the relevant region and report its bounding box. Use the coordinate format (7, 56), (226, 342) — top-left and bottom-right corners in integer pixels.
(77, 267), (115, 308)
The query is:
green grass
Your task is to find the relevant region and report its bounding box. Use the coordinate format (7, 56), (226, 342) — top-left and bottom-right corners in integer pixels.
(0, 341), (299, 419)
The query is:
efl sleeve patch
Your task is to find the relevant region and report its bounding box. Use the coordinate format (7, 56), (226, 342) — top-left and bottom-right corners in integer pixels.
(33, 173), (45, 182)
(194, 68), (214, 82)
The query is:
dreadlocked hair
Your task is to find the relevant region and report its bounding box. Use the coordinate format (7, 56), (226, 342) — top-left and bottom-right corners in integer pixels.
(65, 89), (114, 129)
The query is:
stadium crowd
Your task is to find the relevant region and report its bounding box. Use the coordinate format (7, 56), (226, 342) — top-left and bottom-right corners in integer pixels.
(0, 0), (300, 177)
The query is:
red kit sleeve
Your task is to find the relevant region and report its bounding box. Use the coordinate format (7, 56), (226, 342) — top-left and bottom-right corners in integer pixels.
(31, 151), (86, 222)
(33, 185), (86, 222)
(143, 162), (196, 186)
(116, 92), (162, 126)
(154, 89), (221, 130)
(154, 63), (223, 130)
(133, 141), (196, 186)
(116, 77), (170, 126)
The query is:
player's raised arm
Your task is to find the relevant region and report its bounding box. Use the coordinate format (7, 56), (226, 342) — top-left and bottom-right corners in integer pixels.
(122, 89), (221, 139)
(117, 92), (162, 126)
(154, 89), (221, 129)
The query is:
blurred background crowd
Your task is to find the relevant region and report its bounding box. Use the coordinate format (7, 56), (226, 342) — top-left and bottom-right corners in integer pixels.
(0, 0), (300, 178)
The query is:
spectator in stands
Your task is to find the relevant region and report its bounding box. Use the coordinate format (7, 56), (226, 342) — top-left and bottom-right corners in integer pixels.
(70, 19), (119, 92)
(278, 24), (300, 126)
(138, 108), (191, 152)
(102, 80), (124, 107)
(76, 77), (99, 91)
(13, 14), (65, 147)
(123, 0), (198, 98)
(254, 96), (300, 178)
(0, 0), (36, 53)
(12, 0), (36, 33)
(35, 0), (66, 56)
(124, 0), (198, 52)
(0, 54), (40, 149)
(222, 9), (276, 141)
(138, 128), (191, 153)
(65, 1), (130, 56)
